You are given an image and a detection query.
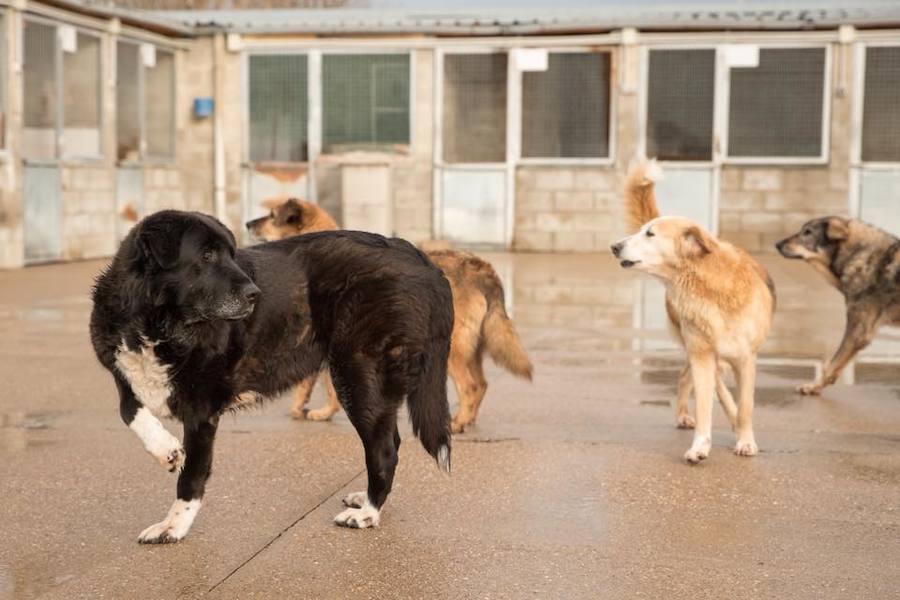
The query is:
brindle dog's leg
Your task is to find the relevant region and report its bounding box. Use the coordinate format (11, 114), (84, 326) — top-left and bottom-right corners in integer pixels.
(290, 375), (318, 419)
(138, 412), (219, 544)
(798, 305), (880, 395)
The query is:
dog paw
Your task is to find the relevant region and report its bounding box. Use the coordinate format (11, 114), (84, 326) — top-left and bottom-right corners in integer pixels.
(290, 407), (307, 420)
(676, 414), (696, 429)
(138, 520), (183, 544)
(157, 445), (185, 473)
(684, 437), (711, 464)
(450, 420), (466, 434)
(306, 407), (336, 422)
(734, 439), (759, 457)
(342, 491), (367, 509)
(796, 382), (823, 396)
(334, 504), (380, 529)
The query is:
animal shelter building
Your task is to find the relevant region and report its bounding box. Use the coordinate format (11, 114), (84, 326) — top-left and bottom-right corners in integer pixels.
(1, 1), (900, 267)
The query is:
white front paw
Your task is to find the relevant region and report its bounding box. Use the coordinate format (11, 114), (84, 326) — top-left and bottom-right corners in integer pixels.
(152, 438), (185, 473)
(734, 439), (759, 457)
(138, 520), (184, 544)
(684, 436), (711, 464)
(137, 499), (201, 544)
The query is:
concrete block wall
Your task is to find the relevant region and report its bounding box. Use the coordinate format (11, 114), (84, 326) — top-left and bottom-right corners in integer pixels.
(60, 165), (116, 260)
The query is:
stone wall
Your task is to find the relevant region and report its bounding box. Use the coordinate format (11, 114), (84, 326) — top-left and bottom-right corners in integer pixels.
(60, 166), (116, 260)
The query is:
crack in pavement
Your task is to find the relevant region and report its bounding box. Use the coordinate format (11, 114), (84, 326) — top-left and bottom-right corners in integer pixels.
(207, 467), (366, 594)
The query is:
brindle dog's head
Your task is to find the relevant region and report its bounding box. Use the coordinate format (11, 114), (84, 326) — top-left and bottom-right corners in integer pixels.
(125, 210), (260, 323)
(245, 197), (306, 242)
(775, 217), (849, 262)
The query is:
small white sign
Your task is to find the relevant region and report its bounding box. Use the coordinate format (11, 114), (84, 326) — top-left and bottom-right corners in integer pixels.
(726, 44), (759, 68)
(58, 25), (77, 54)
(516, 48), (548, 72)
(140, 43), (156, 68)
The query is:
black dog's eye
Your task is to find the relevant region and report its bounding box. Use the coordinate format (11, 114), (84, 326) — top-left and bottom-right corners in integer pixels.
(646, 229), (655, 238)
(201, 249), (217, 263)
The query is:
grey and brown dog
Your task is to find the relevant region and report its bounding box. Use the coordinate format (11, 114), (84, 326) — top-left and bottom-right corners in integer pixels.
(776, 217), (900, 395)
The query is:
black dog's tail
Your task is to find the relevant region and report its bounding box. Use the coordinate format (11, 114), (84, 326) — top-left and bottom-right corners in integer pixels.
(407, 287), (453, 474)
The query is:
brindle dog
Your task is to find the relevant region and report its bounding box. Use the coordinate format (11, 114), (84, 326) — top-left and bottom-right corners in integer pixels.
(776, 217), (900, 395)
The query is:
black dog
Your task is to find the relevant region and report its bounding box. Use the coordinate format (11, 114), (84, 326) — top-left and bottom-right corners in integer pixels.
(90, 210), (453, 543)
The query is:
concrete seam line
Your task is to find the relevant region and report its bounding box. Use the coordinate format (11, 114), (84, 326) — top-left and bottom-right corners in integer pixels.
(207, 467), (366, 594)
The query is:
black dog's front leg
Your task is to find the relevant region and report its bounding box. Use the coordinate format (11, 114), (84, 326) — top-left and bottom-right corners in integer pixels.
(115, 373), (185, 473)
(137, 414), (220, 544)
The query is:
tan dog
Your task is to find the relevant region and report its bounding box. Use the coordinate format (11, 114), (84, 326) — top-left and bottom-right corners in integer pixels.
(246, 198), (533, 433)
(611, 161), (775, 463)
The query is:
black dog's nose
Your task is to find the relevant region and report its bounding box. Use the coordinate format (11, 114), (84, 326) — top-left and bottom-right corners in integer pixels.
(611, 242), (623, 257)
(242, 283), (261, 304)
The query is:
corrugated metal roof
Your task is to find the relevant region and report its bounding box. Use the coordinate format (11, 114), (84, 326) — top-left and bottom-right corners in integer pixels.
(154, 2), (900, 35)
(39, 0), (194, 35)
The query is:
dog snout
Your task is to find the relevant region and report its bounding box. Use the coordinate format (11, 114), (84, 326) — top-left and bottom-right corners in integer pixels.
(241, 283), (261, 304)
(611, 242), (624, 258)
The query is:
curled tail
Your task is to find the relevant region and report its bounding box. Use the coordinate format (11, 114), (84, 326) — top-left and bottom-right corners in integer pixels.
(407, 290), (453, 474)
(625, 159), (662, 233)
(482, 287), (533, 380)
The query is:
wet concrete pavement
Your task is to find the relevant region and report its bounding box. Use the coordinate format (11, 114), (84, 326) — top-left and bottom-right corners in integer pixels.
(0, 254), (898, 599)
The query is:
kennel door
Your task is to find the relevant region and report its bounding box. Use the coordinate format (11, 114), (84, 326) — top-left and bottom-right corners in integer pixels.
(858, 170), (900, 236)
(438, 52), (509, 247)
(116, 166), (143, 240)
(23, 165), (62, 263)
(653, 167), (716, 233)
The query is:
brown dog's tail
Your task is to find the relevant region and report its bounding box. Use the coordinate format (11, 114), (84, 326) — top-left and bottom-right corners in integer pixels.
(481, 273), (533, 380)
(624, 159), (662, 233)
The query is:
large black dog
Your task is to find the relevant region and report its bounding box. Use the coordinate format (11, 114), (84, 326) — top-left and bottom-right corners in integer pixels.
(90, 210), (453, 543)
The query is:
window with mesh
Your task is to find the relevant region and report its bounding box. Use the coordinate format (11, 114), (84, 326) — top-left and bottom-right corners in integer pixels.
(442, 53), (507, 164)
(0, 15), (6, 148)
(522, 52), (610, 159)
(63, 32), (102, 158)
(862, 46), (900, 163)
(23, 21), (58, 160)
(117, 42), (141, 161)
(646, 49), (715, 161)
(145, 49), (175, 158)
(322, 54), (409, 153)
(727, 48), (826, 158)
(249, 54), (308, 163)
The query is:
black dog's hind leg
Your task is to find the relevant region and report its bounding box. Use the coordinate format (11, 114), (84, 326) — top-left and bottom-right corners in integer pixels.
(138, 414), (219, 544)
(115, 373), (185, 473)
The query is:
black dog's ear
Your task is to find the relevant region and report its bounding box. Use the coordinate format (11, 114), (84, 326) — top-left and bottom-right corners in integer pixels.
(136, 222), (180, 269)
(282, 198), (303, 226)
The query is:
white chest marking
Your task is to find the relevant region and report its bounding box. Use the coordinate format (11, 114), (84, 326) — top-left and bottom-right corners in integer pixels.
(115, 339), (173, 418)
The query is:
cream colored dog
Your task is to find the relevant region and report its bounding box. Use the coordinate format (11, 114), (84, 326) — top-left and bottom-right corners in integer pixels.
(611, 160), (776, 463)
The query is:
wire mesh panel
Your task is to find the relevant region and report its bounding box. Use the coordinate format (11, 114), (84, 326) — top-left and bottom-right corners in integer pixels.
(646, 49), (715, 161)
(522, 52), (610, 159)
(0, 14), (6, 149)
(322, 54), (409, 153)
(728, 48), (826, 158)
(23, 21), (58, 160)
(249, 54), (308, 162)
(117, 42), (141, 161)
(442, 53), (507, 164)
(145, 49), (174, 158)
(862, 46), (900, 163)
(63, 32), (101, 158)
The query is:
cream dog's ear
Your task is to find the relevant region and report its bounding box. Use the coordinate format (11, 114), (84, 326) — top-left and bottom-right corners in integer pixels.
(681, 225), (716, 257)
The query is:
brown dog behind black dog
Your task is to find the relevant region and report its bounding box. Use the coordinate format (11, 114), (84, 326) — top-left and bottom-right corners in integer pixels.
(777, 217), (900, 395)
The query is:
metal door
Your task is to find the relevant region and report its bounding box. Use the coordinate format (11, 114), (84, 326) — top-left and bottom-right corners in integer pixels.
(23, 166), (61, 263)
(435, 51), (510, 247)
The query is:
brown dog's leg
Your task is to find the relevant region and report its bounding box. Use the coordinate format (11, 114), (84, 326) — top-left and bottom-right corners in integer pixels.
(732, 355), (758, 457)
(675, 364), (695, 428)
(290, 376), (317, 419)
(798, 307), (880, 395)
(307, 371), (341, 421)
(685, 352), (715, 464)
(449, 353), (487, 434)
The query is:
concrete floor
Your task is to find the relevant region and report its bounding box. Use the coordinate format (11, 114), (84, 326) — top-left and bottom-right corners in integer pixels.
(0, 253), (898, 599)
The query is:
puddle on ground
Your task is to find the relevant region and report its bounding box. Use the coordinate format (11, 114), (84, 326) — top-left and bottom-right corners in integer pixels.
(0, 411), (59, 453)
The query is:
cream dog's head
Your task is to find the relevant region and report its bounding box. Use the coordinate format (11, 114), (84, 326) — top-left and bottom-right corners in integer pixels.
(610, 216), (717, 279)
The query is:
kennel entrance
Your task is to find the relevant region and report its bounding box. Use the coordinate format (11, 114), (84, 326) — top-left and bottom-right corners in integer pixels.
(435, 50), (511, 247)
(853, 44), (900, 237)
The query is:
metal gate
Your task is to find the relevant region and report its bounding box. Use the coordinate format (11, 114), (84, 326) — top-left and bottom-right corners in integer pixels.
(23, 166), (61, 263)
(116, 167), (144, 239)
(435, 50), (511, 247)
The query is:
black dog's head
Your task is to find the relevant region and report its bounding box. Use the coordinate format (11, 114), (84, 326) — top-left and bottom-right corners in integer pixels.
(124, 211), (261, 323)
(775, 216), (849, 262)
